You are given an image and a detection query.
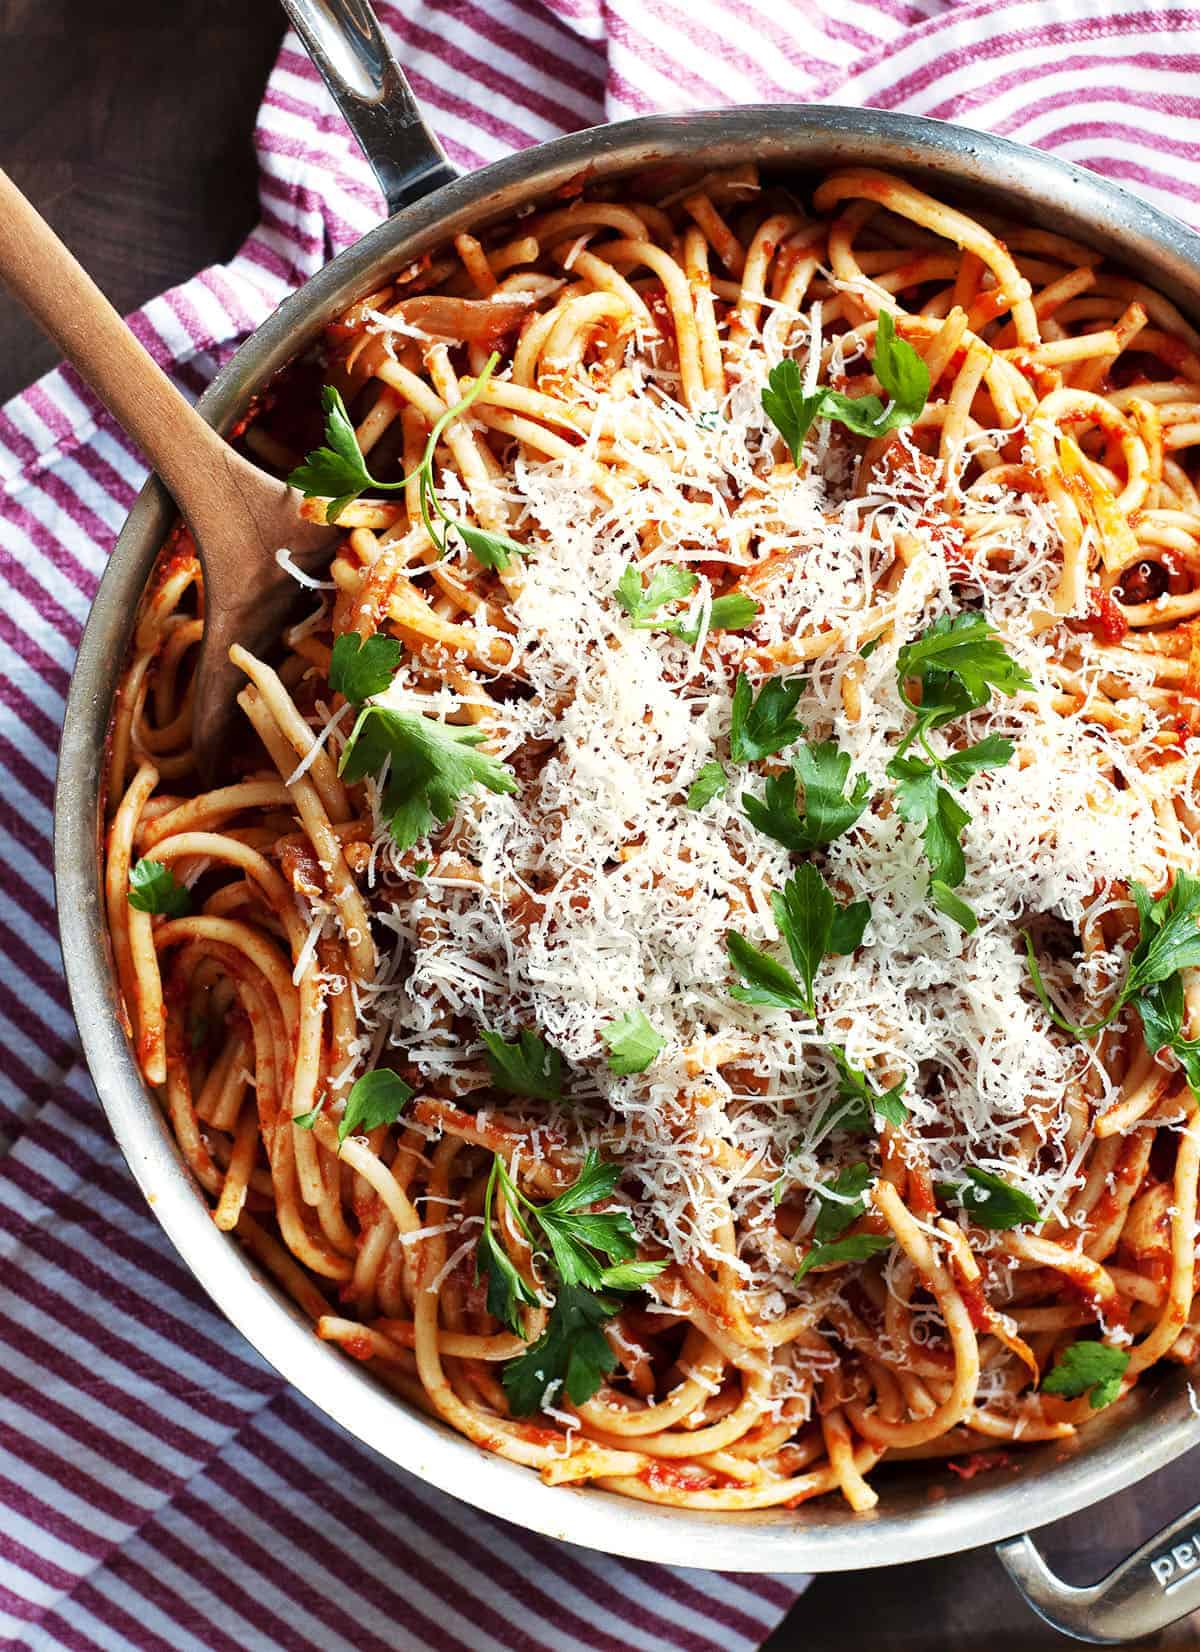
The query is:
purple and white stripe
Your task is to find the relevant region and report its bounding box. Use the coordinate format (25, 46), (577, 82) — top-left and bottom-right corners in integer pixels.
(3, 1), (1200, 1646)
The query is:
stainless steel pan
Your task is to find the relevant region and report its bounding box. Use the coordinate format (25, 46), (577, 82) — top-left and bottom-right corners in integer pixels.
(50, 1), (1200, 1637)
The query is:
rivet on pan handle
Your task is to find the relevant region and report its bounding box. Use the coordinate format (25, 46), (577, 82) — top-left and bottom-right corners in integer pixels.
(278, 0), (459, 215)
(997, 1503), (1200, 1645)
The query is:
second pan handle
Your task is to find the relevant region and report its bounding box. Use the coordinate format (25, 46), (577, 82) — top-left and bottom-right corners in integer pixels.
(997, 1499), (1200, 1644)
(279, 0), (459, 215)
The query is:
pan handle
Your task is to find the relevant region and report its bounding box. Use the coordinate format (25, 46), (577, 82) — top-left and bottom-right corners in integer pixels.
(997, 1503), (1200, 1644)
(278, 0), (458, 215)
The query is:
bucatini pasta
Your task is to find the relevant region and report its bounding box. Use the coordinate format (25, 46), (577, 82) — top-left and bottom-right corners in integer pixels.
(106, 165), (1200, 1512)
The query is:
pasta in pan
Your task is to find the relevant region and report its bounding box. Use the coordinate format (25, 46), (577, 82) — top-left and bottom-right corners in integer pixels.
(106, 164), (1200, 1512)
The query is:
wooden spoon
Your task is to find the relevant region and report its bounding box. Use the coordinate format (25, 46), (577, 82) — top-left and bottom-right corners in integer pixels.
(0, 167), (335, 780)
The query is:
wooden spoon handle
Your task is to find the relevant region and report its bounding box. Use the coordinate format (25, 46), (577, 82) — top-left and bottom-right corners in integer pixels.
(0, 167), (229, 505)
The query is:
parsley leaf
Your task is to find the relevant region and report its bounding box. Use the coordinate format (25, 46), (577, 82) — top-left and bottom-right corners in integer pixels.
(1026, 872), (1200, 1041)
(725, 931), (809, 1012)
(476, 1156), (544, 1335)
(128, 858), (190, 918)
(290, 356), (529, 564)
(935, 1166), (1040, 1230)
(339, 706), (516, 850)
(761, 312), (930, 461)
(761, 358), (826, 462)
(883, 614), (1027, 925)
(1129, 873), (1200, 994)
(613, 563), (698, 627)
(452, 521), (527, 572)
(896, 613), (1033, 722)
(502, 1282), (620, 1413)
(930, 879), (978, 934)
(811, 1162), (873, 1244)
(938, 734), (1015, 787)
(613, 567), (760, 643)
(742, 740), (872, 854)
(873, 308), (932, 420)
(1042, 1341), (1130, 1410)
(537, 1169), (642, 1289)
(792, 742), (875, 848)
(687, 761), (728, 810)
(480, 1028), (564, 1102)
(1137, 974), (1200, 1096)
(889, 758), (971, 888)
(291, 1108), (321, 1129)
(329, 632), (403, 707)
(825, 1047), (909, 1134)
(729, 672), (805, 764)
(287, 385), (380, 523)
(337, 1067), (414, 1145)
(727, 865), (869, 1018)
(666, 591), (761, 645)
(774, 862), (870, 1015)
(480, 1149), (669, 1412)
(478, 1218), (540, 1335)
(601, 1009), (665, 1076)
(795, 1231), (893, 1281)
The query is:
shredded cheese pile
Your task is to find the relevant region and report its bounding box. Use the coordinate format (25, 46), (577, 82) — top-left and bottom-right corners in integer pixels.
(321, 321), (1195, 1325)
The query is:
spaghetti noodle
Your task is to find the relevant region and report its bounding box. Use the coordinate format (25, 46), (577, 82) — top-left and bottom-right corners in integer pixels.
(105, 165), (1200, 1512)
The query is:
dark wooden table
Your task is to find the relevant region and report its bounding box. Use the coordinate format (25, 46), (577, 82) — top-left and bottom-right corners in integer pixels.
(5, 1), (1198, 1645)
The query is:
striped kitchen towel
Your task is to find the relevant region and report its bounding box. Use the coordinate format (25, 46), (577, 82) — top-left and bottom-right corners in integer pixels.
(3, 1), (1200, 1647)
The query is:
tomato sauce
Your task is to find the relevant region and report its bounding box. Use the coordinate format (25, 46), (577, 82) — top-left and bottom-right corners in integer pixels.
(1080, 588), (1129, 645)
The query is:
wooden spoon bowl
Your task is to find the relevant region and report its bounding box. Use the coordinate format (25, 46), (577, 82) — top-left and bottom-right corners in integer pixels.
(0, 166), (335, 779)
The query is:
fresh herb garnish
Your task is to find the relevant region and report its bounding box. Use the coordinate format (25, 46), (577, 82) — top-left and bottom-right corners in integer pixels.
(729, 672), (805, 764)
(339, 705), (516, 851)
(885, 614), (1030, 929)
(128, 858), (190, 918)
(811, 1162), (873, 1243)
(888, 757), (974, 890)
(727, 863), (869, 1018)
(1042, 1341), (1130, 1410)
(287, 383), (378, 524)
(1026, 872), (1200, 1045)
(929, 879), (979, 934)
(290, 355), (526, 569)
(762, 311), (930, 461)
(825, 1046), (909, 1133)
(502, 1282), (623, 1412)
(329, 631), (403, 706)
(687, 761), (728, 811)
(475, 1150), (668, 1412)
(742, 740), (872, 854)
(668, 591), (761, 646)
(613, 566), (759, 643)
(480, 1027), (564, 1102)
(477, 1155), (541, 1333)
(1136, 972), (1200, 1096)
(896, 614), (1032, 719)
(725, 931), (811, 1013)
(601, 1009), (665, 1076)
(795, 1231), (893, 1281)
(935, 1166), (1041, 1230)
(613, 563), (697, 627)
(335, 1066), (414, 1144)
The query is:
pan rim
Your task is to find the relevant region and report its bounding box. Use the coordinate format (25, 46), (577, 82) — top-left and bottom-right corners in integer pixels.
(53, 103), (1200, 1571)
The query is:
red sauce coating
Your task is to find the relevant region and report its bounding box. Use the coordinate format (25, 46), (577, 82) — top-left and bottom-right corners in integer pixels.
(1081, 588), (1129, 645)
